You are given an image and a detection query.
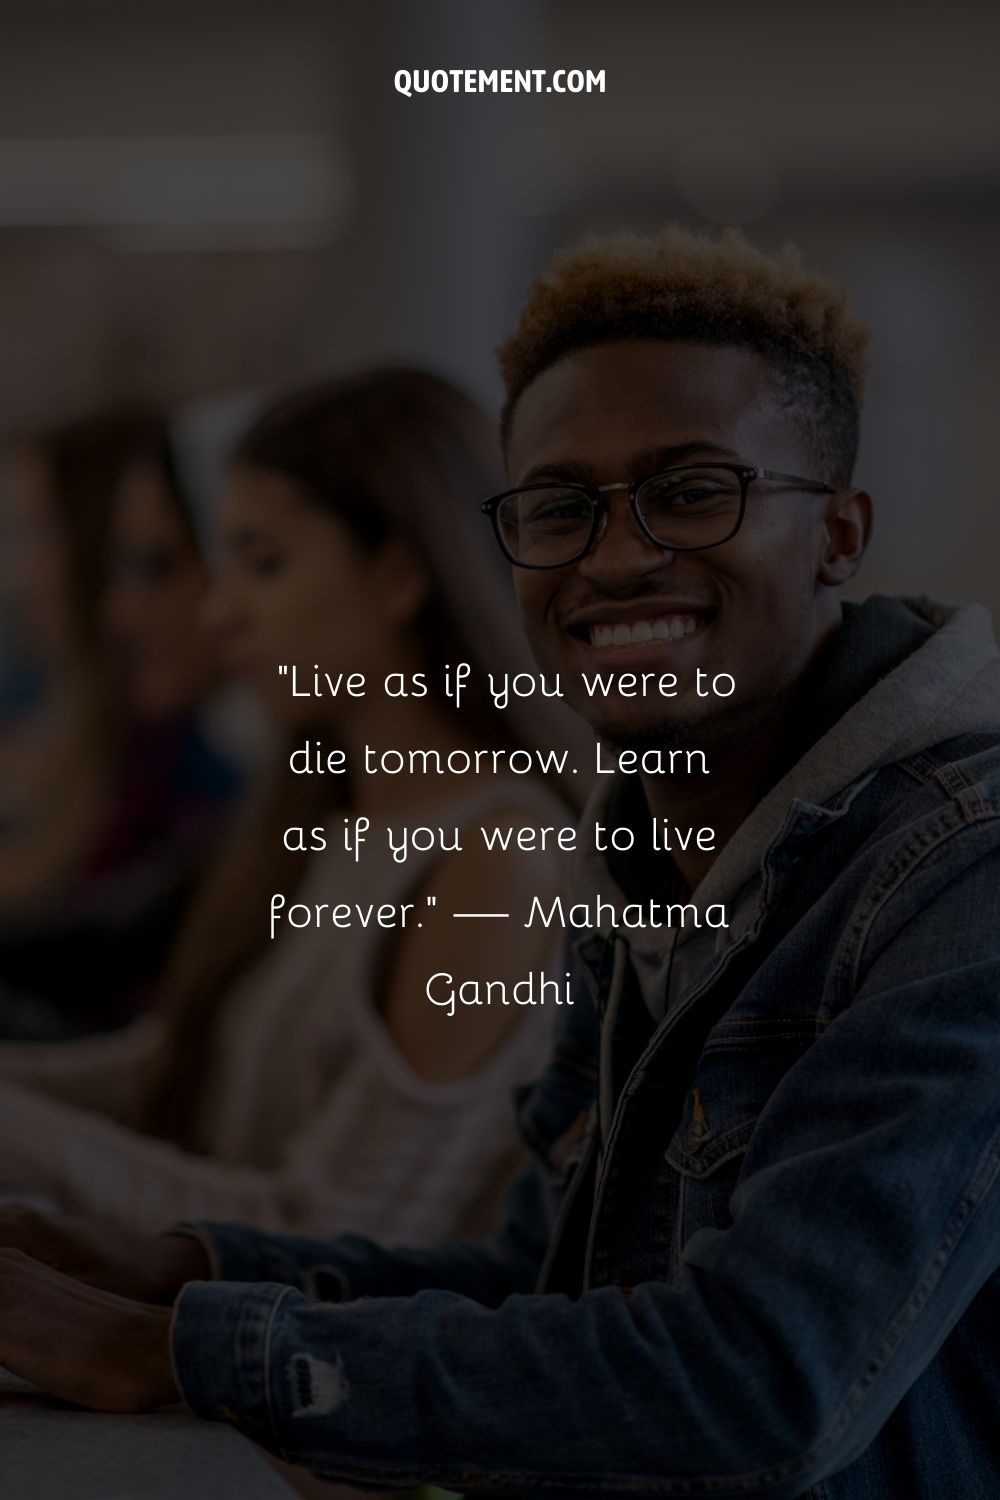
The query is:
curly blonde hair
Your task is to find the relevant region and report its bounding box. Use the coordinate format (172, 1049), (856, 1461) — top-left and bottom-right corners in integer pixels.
(498, 226), (871, 485)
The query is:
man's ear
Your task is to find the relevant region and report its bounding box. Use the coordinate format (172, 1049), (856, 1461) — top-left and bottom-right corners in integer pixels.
(817, 488), (873, 586)
(372, 537), (432, 627)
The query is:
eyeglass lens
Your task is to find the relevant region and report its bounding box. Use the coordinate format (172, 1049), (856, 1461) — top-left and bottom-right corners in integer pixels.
(495, 466), (744, 565)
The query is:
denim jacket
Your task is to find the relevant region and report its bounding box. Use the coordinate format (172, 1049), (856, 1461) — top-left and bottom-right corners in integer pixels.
(171, 604), (1000, 1498)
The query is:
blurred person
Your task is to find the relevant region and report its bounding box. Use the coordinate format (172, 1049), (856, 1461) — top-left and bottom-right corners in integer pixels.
(0, 408), (158, 911)
(3, 229), (999, 1500)
(0, 367), (573, 1244)
(0, 418), (240, 1038)
(104, 444), (223, 722)
(86, 438), (243, 927)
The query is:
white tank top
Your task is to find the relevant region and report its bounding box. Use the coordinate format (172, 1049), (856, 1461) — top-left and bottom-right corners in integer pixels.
(193, 780), (569, 1242)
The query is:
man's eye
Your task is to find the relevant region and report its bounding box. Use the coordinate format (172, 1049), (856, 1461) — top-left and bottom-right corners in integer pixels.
(671, 486), (722, 505)
(248, 552), (284, 577)
(526, 497), (590, 524)
(644, 477), (736, 512)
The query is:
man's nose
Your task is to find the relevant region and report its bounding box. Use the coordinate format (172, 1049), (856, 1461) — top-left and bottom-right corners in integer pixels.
(576, 494), (674, 586)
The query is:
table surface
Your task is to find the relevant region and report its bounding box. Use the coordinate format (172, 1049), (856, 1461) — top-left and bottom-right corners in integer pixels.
(0, 1368), (300, 1500)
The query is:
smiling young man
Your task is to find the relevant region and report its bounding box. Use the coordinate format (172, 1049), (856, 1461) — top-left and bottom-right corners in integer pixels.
(4, 228), (1000, 1499)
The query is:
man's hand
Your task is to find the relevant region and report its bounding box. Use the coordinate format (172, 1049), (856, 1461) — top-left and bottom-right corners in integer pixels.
(0, 1204), (209, 1303)
(0, 1249), (179, 1411)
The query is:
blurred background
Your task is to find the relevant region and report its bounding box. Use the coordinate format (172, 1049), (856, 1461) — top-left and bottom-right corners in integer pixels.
(0, 0), (997, 598)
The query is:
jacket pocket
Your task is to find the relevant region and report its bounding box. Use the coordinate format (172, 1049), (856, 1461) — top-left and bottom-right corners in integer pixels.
(664, 1017), (818, 1260)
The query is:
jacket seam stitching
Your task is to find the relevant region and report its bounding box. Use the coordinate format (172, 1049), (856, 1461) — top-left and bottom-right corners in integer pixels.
(841, 808), (1000, 999)
(262, 1285), (295, 1462)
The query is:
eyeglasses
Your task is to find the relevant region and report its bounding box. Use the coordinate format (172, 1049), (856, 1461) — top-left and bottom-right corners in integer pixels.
(480, 463), (836, 570)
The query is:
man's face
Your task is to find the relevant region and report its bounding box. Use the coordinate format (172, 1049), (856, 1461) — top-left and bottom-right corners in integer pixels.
(506, 339), (846, 747)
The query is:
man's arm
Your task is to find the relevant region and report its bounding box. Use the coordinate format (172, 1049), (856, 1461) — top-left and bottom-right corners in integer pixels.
(170, 843), (1000, 1498)
(173, 1154), (560, 1306)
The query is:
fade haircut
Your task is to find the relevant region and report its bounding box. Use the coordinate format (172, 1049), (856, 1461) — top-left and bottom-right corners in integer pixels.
(498, 227), (871, 487)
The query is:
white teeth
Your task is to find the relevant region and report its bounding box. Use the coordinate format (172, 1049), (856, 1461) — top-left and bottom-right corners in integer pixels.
(587, 613), (705, 648)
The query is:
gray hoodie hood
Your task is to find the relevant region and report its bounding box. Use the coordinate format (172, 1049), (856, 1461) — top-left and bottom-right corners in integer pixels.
(573, 595), (1000, 1018)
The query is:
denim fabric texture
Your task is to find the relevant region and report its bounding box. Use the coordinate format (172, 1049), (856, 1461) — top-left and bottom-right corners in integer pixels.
(171, 601), (1000, 1498)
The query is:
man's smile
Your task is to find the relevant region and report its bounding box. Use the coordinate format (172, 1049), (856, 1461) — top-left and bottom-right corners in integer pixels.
(562, 599), (718, 656)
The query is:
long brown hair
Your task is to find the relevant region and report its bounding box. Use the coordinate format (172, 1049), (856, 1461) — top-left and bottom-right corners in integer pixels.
(145, 367), (581, 1144)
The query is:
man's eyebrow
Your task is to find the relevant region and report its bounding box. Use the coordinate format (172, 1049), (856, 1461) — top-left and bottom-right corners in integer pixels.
(518, 458), (594, 485)
(517, 440), (741, 486)
(630, 441), (741, 472)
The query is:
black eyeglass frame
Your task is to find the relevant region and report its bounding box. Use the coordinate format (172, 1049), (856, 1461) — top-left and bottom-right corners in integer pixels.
(480, 464), (837, 569)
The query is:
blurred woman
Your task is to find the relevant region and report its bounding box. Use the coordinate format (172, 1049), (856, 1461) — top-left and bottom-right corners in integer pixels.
(94, 438), (242, 895)
(104, 449), (220, 723)
(0, 369), (576, 1245)
(0, 409), (158, 910)
(0, 418), (240, 1037)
